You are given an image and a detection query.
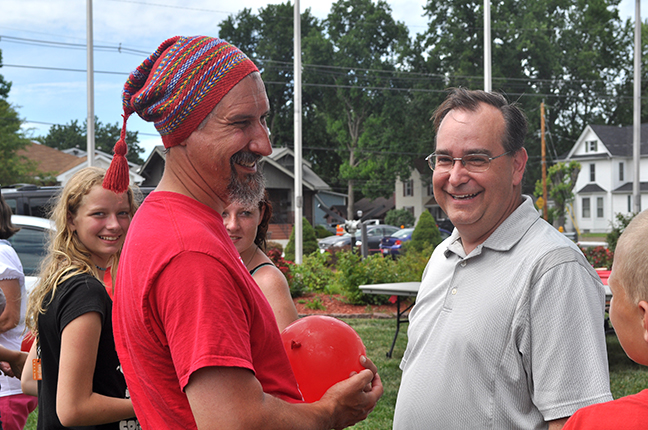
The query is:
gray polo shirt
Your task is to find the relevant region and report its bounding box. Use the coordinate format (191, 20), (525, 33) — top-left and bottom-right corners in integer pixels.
(393, 196), (612, 430)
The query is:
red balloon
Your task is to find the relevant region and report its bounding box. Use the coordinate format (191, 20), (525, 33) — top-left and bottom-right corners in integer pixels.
(281, 315), (367, 403)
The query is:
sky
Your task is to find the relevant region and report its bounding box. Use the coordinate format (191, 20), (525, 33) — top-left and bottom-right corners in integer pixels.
(0, 0), (643, 162)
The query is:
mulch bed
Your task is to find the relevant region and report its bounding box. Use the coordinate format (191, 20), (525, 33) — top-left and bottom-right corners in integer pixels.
(293, 292), (413, 319)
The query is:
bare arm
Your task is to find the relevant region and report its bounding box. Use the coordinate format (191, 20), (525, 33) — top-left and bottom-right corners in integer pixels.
(252, 265), (299, 331)
(0, 344), (26, 378)
(185, 356), (383, 430)
(21, 341), (38, 396)
(0, 279), (22, 333)
(56, 312), (135, 427)
(548, 417), (569, 430)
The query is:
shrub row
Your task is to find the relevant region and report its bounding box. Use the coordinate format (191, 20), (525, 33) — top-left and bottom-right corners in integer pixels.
(267, 243), (435, 306)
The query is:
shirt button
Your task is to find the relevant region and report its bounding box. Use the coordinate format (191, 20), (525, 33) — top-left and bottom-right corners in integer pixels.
(460, 261), (467, 267)
(452, 288), (457, 295)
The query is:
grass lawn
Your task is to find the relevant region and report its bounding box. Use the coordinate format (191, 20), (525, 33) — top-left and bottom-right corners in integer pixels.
(23, 320), (648, 430)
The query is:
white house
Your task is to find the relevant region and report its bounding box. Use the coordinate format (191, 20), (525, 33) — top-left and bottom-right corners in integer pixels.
(394, 158), (447, 223)
(561, 124), (648, 234)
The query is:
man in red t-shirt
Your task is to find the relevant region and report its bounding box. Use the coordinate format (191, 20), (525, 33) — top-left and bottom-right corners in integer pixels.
(104, 35), (382, 430)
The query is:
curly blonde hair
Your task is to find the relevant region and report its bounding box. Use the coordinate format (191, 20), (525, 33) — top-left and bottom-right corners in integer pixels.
(25, 167), (138, 336)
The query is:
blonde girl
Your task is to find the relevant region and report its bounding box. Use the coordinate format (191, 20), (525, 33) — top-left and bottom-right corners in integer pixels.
(21, 167), (140, 429)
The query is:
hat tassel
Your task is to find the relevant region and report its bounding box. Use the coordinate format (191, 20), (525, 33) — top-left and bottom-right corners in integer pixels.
(103, 113), (131, 193)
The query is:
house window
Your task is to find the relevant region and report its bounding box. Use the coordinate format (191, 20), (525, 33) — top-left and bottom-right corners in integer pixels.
(427, 181), (433, 196)
(628, 195), (632, 213)
(586, 140), (597, 152)
(619, 162), (624, 181)
(582, 198), (591, 218)
(597, 197), (604, 218)
(589, 164), (596, 182)
(403, 180), (413, 197)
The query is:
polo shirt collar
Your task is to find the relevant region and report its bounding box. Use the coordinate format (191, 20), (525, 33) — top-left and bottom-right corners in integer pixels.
(444, 195), (538, 258)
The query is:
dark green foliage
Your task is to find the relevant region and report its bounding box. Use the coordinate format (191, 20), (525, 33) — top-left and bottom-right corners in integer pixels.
(289, 251), (336, 297)
(314, 224), (334, 238)
(607, 212), (637, 253)
(36, 117), (145, 164)
(384, 208), (416, 228)
(0, 55), (42, 184)
(0, 100), (41, 185)
(408, 211), (442, 253)
(284, 217), (319, 262)
(334, 252), (396, 305)
(534, 161), (581, 228)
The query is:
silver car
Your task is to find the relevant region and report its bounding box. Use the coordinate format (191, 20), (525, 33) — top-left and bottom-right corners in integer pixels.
(8, 215), (55, 293)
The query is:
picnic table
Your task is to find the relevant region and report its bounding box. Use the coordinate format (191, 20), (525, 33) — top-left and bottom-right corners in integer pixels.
(359, 282), (420, 358)
(360, 271), (612, 357)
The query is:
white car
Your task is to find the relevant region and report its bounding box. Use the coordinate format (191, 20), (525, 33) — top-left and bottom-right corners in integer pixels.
(8, 215), (55, 293)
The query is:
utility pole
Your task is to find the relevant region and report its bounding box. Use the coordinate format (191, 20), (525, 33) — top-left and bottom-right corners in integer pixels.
(484, 0), (491, 92)
(293, 0), (303, 263)
(632, 0), (641, 213)
(86, 0), (95, 166)
(541, 102), (548, 221)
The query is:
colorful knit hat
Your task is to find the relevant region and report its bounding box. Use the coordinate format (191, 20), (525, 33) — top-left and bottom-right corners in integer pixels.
(103, 35), (259, 193)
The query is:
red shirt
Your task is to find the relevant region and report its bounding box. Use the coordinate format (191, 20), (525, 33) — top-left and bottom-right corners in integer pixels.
(113, 192), (302, 429)
(563, 389), (648, 430)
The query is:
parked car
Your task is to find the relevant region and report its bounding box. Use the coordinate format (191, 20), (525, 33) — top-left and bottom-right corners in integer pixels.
(1, 185), (61, 218)
(2, 184), (155, 218)
(8, 215), (55, 292)
(379, 227), (452, 258)
(318, 224), (400, 255)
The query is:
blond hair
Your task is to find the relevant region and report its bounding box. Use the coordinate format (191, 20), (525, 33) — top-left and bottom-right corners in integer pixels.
(613, 209), (648, 304)
(25, 167), (138, 336)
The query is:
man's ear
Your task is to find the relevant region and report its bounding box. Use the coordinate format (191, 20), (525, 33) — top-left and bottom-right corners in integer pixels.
(512, 148), (528, 186)
(638, 300), (648, 345)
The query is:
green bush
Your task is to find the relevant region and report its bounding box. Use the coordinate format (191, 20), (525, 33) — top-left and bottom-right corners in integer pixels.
(288, 251), (336, 297)
(384, 208), (416, 228)
(408, 211), (442, 253)
(284, 217), (319, 261)
(334, 252), (396, 305)
(606, 212), (636, 253)
(393, 246), (432, 281)
(314, 224), (334, 238)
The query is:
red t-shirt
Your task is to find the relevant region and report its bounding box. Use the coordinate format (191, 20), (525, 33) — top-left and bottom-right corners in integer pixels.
(113, 192), (302, 429)
(562, 389), (648, 430)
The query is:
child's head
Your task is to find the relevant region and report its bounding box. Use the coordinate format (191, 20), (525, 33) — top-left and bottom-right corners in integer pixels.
(26, 167), (138, 335)
(608, 209), (648, 366)
(51, 167), (137, 267)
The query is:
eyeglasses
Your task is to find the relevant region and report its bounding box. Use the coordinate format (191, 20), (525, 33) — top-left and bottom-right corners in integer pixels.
(425, 151), (511, 173)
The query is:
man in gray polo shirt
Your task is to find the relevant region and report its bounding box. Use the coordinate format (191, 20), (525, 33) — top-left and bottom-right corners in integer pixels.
(393, 88), (612, 430)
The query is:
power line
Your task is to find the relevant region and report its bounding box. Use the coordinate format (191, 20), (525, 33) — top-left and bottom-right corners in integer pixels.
(2, 64), (129, 75)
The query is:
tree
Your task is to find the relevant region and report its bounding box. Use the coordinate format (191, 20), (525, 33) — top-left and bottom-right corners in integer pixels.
(412, 0), (627, 195)
(534, 160), (581, 229)
(384, 208), (416, 228)
(36, 117), (145, 164)
(0, 51), (11, 99)
(284, 217), (319, 261)
(322, 0), (411, 215)
(0, 52), (41, 185)
(609, 20), (648, 126)
(606, 212), (636, 253)
(408, 211), (442, 253)
(219, 3), (346, 193)
(0, 99), (40, 185)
